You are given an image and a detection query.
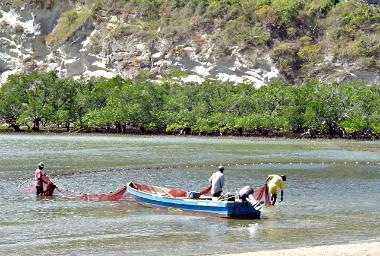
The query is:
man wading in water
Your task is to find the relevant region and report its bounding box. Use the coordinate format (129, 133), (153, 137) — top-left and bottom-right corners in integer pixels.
(35, 162), (47, 196)
(266, 174), (286, 205)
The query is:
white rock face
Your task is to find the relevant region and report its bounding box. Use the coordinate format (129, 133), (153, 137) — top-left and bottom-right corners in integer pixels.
(0, 0), (379, 87)
(339, 71), (380, 85)
(0, 1), (283, 87)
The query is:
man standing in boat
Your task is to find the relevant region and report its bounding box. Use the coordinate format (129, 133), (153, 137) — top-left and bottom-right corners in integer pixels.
(35, 162), (47, 196)
(266, 174), (286, 205)
(209, 166), (224, 197)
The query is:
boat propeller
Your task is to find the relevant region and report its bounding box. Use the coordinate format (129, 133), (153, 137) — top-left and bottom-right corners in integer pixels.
(238, 186), (263, 211)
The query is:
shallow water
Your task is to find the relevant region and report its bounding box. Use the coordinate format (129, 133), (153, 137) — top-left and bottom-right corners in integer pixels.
(0, 134), (379, 255)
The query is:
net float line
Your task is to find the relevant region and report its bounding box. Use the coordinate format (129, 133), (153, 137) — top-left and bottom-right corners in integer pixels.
(19, 161), (379, 200)
(49, 161), (380, 177)
(18, 178), (34, 189)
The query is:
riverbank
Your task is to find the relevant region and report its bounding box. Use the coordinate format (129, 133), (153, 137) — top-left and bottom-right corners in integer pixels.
(1, 125), (379, 140)
(221, 241), (380, 256)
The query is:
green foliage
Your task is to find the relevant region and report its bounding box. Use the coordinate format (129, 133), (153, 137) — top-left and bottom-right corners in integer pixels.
(306, 0), (337, 16)
(298, 44), (323, 63)
(15, 0), (380, 83)
(138, 69), (153, 79)
(166, 68), (188, 79)
(356, 36), (380, 58)
(272, 0), (304, 24)
(2, 71), (380, 136)
(48, 8), (90, 48)
(0, 72), (36, 129)
(254, 0), (271, 9)
(272, 42), (301, 81)
(0, 71), (82, 130)
(327, 0), (380, 64)
(5, 0), (380, 136)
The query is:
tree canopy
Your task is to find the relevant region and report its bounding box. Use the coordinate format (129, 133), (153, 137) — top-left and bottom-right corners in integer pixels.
(1, 71), (379, 139)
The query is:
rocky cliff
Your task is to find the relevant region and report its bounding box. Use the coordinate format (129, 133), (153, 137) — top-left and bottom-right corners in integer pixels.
(1, 0), (379, 86)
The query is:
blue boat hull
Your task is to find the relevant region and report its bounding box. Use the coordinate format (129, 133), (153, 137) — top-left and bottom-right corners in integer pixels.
(127, 182), (261, 219)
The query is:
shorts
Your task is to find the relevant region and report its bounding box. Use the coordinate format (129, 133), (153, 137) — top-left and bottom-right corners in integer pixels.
(212, 191), (222, 197)
(36, 186), (44, 196)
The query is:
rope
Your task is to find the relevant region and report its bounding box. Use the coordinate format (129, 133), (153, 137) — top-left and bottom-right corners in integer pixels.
(18, 178), (34, 189)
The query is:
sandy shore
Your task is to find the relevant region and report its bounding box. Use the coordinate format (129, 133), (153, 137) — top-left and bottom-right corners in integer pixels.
(218, 241), (380, 256)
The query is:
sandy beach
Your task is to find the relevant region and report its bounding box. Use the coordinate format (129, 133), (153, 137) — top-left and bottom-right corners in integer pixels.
(219, 241), (380, 256)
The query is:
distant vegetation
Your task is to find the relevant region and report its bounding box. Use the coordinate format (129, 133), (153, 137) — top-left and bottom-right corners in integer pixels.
(3, 0), (380, 138)
(46, 7), (91, 49)
(11, 0), (380, 83)
(1, 71), (380, 139)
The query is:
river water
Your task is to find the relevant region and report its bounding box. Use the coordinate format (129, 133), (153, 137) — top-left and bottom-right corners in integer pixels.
(0, 134), (379, 255)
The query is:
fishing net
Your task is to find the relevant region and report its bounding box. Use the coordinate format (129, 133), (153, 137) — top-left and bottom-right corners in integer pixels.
(199, 185), (212, 195)
(44, 177), (56, 196)
(55, 185), (130, 201)
(131, 182), (186, 197)
(130, 182), (212, 198)
(19, 175), (130, 201)
(19, 170), (267, 205)
(18, 175), (54, 196)
(253, 184), (272, 206)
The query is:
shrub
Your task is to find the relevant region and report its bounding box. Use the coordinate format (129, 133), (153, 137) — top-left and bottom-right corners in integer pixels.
(298, 44), (323, 64)
(272, 42), (301, 81)
(272, 0), (304, 25)
(47, 8), (90, 48)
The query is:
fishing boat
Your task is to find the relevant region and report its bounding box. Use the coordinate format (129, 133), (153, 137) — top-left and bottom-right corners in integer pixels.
(127, 181), (265, 219)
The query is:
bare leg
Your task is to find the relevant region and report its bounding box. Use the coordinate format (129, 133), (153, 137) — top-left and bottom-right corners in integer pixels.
(271, 194), (277, 205)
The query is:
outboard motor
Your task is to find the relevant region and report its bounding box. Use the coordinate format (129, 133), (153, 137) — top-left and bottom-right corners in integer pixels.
(238, 186), (263, 211)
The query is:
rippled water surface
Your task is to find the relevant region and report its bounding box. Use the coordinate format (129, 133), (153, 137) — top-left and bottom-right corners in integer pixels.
(0, 134), (379, 255)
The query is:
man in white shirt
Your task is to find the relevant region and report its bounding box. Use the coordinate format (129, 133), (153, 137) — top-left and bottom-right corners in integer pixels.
(209, 166), (224, 197)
